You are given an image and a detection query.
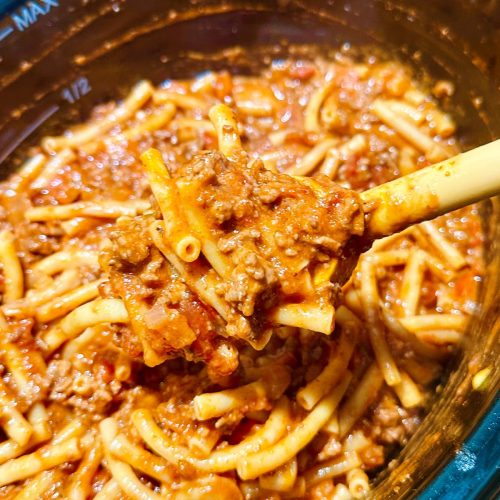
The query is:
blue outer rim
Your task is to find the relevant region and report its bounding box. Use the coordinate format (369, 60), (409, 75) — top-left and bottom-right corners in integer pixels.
(0, 0), (498, 498)
(418, 397), (500, 500)
(0, 0), (18, 15)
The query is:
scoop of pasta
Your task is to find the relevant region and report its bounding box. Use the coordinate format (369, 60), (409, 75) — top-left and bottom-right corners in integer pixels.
(100, 105), (367, 375)
(150, 146), (364, 322)
(103, 103), (500, 376)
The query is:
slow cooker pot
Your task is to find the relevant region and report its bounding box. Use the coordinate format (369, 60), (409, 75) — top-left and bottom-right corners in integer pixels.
(0, 0), (498, 497)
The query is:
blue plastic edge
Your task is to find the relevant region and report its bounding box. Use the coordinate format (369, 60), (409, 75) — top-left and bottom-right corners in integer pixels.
(418, 396), (500, 500)
(0, 0), (19, 15)
(0, 0), (498, 498)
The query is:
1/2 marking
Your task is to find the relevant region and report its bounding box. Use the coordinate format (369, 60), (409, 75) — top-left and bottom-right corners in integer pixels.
(61, 77), (91, 104)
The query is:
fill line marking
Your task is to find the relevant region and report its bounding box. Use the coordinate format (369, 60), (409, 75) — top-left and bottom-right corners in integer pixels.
(0, 104), (59, 164)
(0, 26), (14, 42)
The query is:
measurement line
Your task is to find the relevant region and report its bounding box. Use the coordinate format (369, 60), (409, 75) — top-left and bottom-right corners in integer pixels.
(0, 26), (14, 42)
(0, 103), (59, 164)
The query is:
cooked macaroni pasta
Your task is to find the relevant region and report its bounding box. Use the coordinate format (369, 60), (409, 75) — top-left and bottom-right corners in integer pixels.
(0, 55), (483, 498)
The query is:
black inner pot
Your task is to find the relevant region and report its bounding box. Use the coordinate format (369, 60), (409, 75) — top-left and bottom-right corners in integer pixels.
(0, 1), (498, 497)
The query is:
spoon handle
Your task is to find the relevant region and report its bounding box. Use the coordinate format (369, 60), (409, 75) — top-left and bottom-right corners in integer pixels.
(360, 139), (500, 238)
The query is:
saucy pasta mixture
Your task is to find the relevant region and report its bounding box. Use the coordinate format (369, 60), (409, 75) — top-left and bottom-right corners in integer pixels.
(0, 55), (483, 499)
